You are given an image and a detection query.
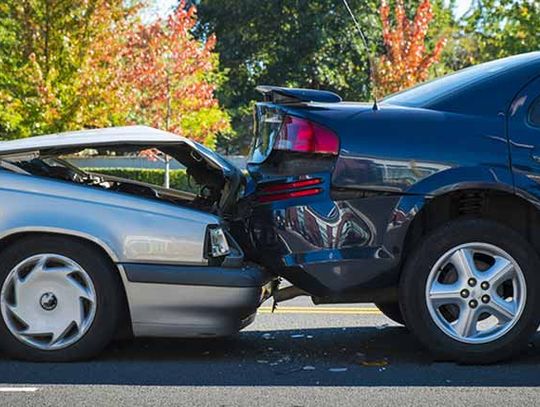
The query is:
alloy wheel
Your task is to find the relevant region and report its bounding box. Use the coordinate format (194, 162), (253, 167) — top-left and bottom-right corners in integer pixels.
(425, 242), (526, 344)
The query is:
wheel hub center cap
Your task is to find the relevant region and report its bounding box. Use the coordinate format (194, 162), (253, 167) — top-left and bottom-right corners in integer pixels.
(39, 292), (58, 311)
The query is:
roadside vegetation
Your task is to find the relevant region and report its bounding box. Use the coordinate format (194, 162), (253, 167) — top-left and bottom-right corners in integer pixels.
(0, 0), (538, 153)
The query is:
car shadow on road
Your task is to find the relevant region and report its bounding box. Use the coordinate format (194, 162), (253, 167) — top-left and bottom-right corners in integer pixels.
(1, 326), (540, 387)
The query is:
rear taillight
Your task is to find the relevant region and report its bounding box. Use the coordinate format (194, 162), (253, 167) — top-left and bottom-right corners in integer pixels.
(260, 178), (322, 193)
(274, 116), (339, 155)
(256, 178), (323, 203)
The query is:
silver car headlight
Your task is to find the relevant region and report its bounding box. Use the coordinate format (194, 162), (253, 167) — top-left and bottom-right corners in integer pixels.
(207, 226), (231, 257)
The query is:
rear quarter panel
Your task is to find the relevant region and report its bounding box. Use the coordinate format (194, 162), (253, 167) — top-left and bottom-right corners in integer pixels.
(0, 171), (219, 265)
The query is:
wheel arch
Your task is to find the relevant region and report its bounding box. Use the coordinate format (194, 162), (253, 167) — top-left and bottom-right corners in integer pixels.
(399, 187), (540, 266)
(0, 227), (120, 262)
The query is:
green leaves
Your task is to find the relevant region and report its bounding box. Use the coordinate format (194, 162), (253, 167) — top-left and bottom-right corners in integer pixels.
(0, 0), (231, 146)
(0, 0), (134, 139)
(195, 0), (452, 153)
(464, 0), (540, 63)
(118, 5), (231, 146)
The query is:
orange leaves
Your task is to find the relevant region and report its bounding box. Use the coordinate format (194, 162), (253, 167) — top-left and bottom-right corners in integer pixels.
(375, 0), (447, 97)
(0, 0), (229, 142)
(117, 2), (230, 146)
(73, 1), (229, 147)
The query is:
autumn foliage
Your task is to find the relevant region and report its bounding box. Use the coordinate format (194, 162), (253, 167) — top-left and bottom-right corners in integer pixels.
(374, 0), (447, 97)
(118, 4), (230, 147)
(0, 1), (229, 147)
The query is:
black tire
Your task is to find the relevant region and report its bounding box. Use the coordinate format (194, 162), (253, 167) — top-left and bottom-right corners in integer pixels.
(399, 218), (540, 364)
(0, 236), (123, 361)
(375, 302), (405, 325)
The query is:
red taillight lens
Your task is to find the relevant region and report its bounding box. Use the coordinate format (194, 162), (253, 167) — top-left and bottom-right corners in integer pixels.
(256, 178), (323, 203)
(273, 116), (339, 155)
(257, 188), (322, 203)
(260, 178), (322, 193)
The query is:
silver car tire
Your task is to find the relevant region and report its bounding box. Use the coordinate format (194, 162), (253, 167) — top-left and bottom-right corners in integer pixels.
(0, 236), (123, 361)
(399, 218), (540, 364)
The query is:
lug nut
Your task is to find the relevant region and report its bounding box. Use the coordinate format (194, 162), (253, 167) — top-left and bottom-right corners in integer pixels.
(481, 281), (490, 290)
(469, 299), (478, 308)
(460, 289), (470, 298)
(481, 295), (490, 304)
(468, 278), (477, 287)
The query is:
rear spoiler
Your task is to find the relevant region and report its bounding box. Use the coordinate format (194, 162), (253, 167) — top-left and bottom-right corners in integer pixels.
(256, 85), (342, 104)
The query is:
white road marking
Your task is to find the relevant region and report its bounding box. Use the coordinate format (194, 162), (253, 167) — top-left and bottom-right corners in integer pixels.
(0, 387), (39, 392)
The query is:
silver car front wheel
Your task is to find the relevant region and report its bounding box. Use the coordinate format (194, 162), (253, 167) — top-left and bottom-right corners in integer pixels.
(1, 253), (97, 350)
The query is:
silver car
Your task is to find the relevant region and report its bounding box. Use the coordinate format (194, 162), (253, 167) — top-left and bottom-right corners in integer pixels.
(0, 126), (271, 361)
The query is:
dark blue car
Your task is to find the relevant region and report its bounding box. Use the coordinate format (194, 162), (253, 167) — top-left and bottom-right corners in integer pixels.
(237, 51), (540, 363)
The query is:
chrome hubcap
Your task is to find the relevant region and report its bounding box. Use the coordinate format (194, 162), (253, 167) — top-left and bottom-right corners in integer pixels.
(1, 254), (97, 350)
(425, 243), (526, 344)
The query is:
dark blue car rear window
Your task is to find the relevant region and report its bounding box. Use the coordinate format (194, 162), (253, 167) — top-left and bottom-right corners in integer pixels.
(383, 53), (536, 108)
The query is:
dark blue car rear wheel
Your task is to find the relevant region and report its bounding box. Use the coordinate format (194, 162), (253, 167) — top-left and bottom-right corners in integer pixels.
(399, 218), (540, 364)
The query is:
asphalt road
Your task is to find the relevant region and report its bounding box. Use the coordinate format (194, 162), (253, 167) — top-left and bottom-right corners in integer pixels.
(1, 297), (540, 406)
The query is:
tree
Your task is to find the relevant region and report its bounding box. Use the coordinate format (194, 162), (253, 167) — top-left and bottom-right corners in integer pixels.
(374, 0), (447, 97)
(0, 0), (230, 147)
(119, 4), (230, 147)
(464, 0), (540, 63)
(196, 0), (378, 152)
(0, 0), (135, 140)
(195, 0), (454, 153)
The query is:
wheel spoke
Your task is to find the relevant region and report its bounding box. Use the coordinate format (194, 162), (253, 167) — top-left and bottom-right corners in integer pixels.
(44, 266), (77, 277)
(448, 248), (477, 281)
(482, 256), (514, 288)
(487, 296), (516, 323)
(50, 321), (77, 345)
(5, 302), (29, 327)
(30, 255), (49, 276)
(66, 277), (94, 302)
(452, 306), (478, 338)
(429, 281), (463, 306)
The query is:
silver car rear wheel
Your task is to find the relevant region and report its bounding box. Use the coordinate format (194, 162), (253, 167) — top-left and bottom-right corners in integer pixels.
(1, 253), (97, 351)
(425, 242), (526, 344)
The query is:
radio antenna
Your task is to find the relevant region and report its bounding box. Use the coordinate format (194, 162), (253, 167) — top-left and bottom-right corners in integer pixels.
(340, 0), (379, 110)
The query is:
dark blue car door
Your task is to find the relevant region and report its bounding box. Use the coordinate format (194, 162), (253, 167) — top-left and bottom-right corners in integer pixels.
(508, 75), (540, 197)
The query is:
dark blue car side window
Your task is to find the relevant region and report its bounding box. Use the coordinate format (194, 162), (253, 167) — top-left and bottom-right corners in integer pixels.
(530, 97), (540, 127)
